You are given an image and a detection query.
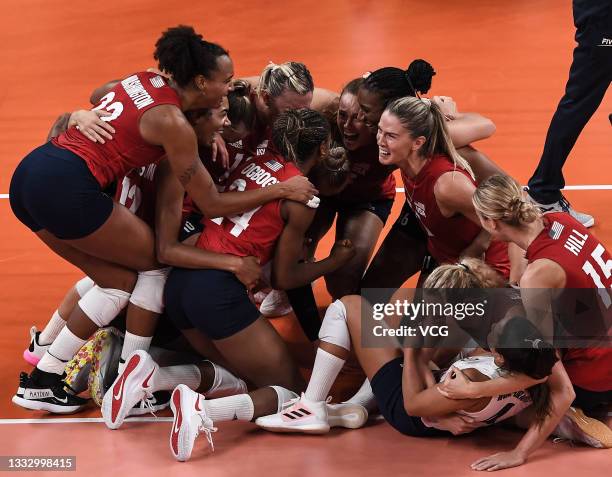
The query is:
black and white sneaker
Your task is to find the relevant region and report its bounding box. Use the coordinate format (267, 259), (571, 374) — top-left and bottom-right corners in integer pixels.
(12, 368), (88, 414)
(128, 391), (171, 416)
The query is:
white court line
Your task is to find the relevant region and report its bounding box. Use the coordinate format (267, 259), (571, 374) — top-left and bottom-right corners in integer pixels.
(0, 417), (172, 425)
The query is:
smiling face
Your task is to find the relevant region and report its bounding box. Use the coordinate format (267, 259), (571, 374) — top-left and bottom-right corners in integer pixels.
(195, 55), (235, 109)
(189, 96), (230, 147)
(376, 110), (424, 166)
(357, 86), (385, 133)
(336, 92), (373, 151)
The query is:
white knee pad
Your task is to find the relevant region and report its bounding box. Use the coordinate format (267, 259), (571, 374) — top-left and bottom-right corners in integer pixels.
(79, 286), (131, 328)
(318, 299), (351, 350)
(270, 385), (299, 412)
(75, 276), (95, 297)
(129, 268), (171, 313)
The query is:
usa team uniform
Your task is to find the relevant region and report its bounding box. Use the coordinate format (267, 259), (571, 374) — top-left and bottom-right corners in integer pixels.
(164, 152), (302, 340)
(526, 212), (612, 409)
(401, 155), (511, 278)
(10, 72), (181, 239)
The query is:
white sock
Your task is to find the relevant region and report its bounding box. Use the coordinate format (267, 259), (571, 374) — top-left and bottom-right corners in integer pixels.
(119, 332), (153, 374)
(304, 348), (345, 402)
(151, 365), (201, 392)
(270, 386), (299, 412)
(203, 394), (254, 422)
(38, 327), (86, 375)
(203, 361), (247, 398)
(344, 379), (377, 411)
(38, 310), (67, 345)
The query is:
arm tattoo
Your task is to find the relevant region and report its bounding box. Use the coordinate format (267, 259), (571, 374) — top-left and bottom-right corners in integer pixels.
(178, 159), (198, 186)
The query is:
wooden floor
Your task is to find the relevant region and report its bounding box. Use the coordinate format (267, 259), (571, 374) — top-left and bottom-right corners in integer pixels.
(0, 0), (610, 475)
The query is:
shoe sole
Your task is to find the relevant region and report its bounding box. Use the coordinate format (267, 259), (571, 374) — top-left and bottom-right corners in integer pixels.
(11, 395), (83, 414)
(328, 404), (369, 429)
(101, 351), (155, 430)
(256, 421), (330, 434)
(568, 408), (612, 448)
(170, 385), (197, 462)
(23, 349), (41, 367)
(581, 217), (595, 228)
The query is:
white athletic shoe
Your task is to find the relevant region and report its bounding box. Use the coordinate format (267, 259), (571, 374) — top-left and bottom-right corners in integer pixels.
(170, 384), (216, 462)
(554, 407), (612, 449)
(23, 326), (49, 366)
(255, 394), (330, 434)
(327, 402), (369, 429)
(527, 191), (594, 228)
(101, 350), (158, 430)
(259, 289), (293, 317)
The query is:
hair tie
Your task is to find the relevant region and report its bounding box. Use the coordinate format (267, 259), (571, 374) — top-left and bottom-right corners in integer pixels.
(459, 263), (470, 273)
(362, 71), (372, 79)
(524, 338), (541, 349)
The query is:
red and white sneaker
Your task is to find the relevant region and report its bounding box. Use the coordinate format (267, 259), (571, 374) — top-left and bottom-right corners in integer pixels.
(170, 384), (216, 462)
(23, 327), (49, 366)
(255, 394), (329, 434)
(101, 350), (158, 430)
(327, 402), (369, 429)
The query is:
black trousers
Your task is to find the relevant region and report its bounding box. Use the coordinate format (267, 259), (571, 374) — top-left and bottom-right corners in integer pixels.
(528, 0), (612, 203)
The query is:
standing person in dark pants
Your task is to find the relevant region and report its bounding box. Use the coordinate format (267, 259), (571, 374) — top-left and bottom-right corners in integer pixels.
(527, 0), (612, 228)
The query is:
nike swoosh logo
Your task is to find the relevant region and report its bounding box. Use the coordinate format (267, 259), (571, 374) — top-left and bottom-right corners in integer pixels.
(195, 398), (202, 412)
(142, 369), (155, 389)
(56, 396), (68, 404)
(113, 377), (125, 400)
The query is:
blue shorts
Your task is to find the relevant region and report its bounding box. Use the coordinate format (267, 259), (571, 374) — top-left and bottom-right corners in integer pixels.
(9, 142), (113, 239)
(370, 357), (449, 438)
(164, 268), (260, 340)
(323, 197), (394, 225)
(390, 201), (427, 241)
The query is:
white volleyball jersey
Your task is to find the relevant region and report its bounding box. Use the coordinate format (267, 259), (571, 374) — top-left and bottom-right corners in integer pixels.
(439, 356), (532, 427)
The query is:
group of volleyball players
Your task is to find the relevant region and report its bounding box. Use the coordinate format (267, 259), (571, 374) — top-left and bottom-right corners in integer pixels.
(9, 25), (611, 471)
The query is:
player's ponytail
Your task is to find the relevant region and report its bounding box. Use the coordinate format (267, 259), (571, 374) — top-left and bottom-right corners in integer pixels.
(473, 174), (540, 226)
(227, 80), (256, 131)
(272, 109), (330, 167)
(258, 61), (314, 98)
(495, 316), (558, 425)
(362, 59), (435, 107)
(386, 96), (475, 179)
(424, 258), (506, 289)
(154, 25), (229, 87)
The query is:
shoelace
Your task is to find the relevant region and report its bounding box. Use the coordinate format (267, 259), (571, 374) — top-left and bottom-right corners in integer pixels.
(139, 391), (158, 417)
(558, 195), (572, 213)
(196, 415), (218, 452)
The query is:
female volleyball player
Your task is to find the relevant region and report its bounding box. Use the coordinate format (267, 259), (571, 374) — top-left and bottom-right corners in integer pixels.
(435, 175), (612, 448)
(11, 25), (317, 413)
(358, 61), (507, 291)
(100, 109), (356, 433)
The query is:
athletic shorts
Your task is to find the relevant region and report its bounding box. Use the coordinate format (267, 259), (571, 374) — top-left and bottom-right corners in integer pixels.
(179, 212), (204, 243)
(164, 267), (260, 340)
(323, 197), (394, 225)
(370, 357), (449, 438)
(390, 201), (427, 241)
(572, 385), (612, 413)
(9, 142), (113, 239)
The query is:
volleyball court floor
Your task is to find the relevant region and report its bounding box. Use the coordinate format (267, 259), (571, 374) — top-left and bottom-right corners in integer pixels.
(0, 0), (610, 475)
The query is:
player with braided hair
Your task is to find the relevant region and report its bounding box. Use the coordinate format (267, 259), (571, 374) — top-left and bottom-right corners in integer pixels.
(11, 25), (317, 414)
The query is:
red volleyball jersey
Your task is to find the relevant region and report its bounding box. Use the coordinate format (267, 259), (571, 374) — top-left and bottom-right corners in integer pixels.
(114, 162), (159, 229)
(336, 143), (396, 202)
(526, 212), (612, 391)
(401, 155), (510, 277)
(526, 212), (612, 290)
(53, 72), (181, 188)
(196, 152), (301, 264)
